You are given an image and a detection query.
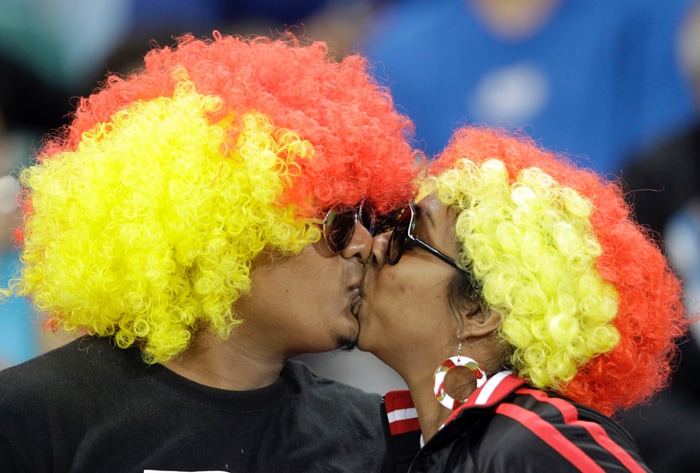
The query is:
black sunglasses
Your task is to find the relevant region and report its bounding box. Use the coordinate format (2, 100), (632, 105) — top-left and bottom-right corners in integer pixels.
(387, 203), (464, 272)
(320, 201), (375, 254)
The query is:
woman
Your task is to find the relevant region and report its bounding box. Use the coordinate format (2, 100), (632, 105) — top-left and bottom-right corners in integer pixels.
(359, 126), (688, 472)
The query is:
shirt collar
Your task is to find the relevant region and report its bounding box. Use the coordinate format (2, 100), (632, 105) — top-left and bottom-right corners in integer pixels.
(384, 370), (526, 438)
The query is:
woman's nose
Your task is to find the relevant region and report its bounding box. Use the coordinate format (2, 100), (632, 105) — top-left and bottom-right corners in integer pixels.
(341, 221), (373, 263)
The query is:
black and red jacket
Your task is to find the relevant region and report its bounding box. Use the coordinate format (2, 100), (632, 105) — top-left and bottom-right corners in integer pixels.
(381, 371), (651, 473)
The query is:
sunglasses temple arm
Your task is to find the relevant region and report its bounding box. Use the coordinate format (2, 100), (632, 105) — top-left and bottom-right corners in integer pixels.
(413, 239), (464, 272)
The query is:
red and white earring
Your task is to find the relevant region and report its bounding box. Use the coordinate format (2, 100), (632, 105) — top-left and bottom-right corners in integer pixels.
(433, 341), (487, 410)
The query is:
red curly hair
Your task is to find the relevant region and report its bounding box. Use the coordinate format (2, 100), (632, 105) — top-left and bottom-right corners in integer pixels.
(39, 31), (418, 216)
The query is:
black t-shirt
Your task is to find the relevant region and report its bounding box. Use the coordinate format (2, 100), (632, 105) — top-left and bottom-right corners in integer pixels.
(0, 336), (386, 473)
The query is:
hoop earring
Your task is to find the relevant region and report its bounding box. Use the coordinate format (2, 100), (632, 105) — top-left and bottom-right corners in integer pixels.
(433, 343), (487, 410)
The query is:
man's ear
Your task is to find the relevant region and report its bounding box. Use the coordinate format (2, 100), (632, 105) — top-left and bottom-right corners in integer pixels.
(462, 306), (501, 338)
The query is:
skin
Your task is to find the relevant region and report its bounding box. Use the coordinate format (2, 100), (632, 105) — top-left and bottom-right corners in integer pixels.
(358, 194), (503, 440)
(164, 222), (373, 391)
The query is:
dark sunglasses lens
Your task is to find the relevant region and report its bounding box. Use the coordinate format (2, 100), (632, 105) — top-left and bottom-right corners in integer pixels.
(387, 207), (412, 264)
(373, 208), (404, 235)
(325, 209), (356, 253)
(359, 204), (376, 235)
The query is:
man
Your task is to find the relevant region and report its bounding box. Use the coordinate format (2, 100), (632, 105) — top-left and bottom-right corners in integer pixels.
(0, 32), (419, 472)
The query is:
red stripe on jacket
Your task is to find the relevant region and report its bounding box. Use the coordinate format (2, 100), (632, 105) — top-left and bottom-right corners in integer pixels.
(516, 388), (647, 473)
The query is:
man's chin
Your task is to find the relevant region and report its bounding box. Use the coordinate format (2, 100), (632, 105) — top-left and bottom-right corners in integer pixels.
(338, 341), (356, 352)
(336, 333), (358, 352)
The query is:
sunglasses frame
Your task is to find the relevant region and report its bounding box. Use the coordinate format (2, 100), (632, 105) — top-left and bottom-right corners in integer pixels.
(320, 201), (375, 254)
(387, 202), (465, 272)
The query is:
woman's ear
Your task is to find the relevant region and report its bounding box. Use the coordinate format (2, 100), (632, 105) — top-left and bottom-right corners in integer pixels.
(462, 306), (501, 338)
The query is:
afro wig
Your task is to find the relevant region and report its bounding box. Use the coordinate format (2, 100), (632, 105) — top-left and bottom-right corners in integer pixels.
(425, 126), (686, 415)
(2, 32), (420, 363)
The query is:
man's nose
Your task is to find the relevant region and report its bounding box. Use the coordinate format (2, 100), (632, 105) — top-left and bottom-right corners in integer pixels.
(367, 231), (390, 267)
(341, 222), (373, 263)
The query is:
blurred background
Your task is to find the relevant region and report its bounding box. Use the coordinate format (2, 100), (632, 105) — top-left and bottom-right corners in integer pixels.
(1, 1), (699, 470)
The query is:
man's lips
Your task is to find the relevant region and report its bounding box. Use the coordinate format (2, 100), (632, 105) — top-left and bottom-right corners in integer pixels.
(349, 259), (371, 317)
(350, 286), (361, 317)
(350, 263), (370, 317)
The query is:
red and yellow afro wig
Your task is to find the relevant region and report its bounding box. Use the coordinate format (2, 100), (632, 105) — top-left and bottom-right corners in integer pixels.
(3, 33), (420, 363)
(426, 126), (686, 415)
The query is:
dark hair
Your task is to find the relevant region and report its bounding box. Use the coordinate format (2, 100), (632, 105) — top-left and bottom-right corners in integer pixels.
(446, 253), (482, 317)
